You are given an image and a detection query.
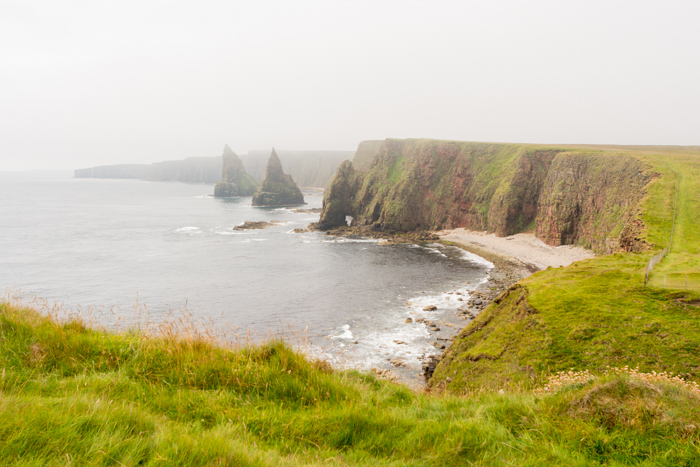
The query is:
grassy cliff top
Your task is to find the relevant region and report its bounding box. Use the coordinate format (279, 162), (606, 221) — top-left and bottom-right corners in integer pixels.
(432, 143), (700, 392)
(2, 301), (700, 466)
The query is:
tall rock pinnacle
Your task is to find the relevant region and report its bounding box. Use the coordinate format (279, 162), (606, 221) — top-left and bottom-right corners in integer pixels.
(214, 144), (258, 197)
(252, 148), (305, 206)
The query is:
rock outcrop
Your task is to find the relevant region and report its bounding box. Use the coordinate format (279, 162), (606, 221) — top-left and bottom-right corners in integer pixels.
(76, 148), (353, 188)
(251, 149), (305, 206)
(241, 150), (353, 188)
(213, 145), (258, 197)
(316, 139), (654, 254)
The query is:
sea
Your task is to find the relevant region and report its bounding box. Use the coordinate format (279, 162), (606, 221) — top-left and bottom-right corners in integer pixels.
(0, 171), (492, 387)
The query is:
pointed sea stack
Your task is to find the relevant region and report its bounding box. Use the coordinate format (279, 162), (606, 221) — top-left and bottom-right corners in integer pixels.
(251, 149), (305, 206)
(213, 145), (258, 197)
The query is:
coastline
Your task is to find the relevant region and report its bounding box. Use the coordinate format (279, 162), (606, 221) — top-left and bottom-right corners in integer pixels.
(319, 225), (596, 385)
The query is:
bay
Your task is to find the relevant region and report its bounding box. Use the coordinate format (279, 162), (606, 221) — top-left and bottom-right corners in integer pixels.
(0, 171), (492, 386)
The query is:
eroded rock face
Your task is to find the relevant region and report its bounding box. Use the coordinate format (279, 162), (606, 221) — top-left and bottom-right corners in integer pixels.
(213, 145), (258, 197)
(535, 153), (653, 252)
(315, 139), (655, 254)
(251, 149), (305, 206)
(313, 160), (362, 230)
(351, 140), (384, 172)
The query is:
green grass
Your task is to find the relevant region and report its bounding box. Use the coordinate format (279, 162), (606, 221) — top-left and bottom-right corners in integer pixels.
(2, 301), (700, 466)
(641, 151), (700, 289)
(4, 144), (700, 465)
(434, 146), (700, 392)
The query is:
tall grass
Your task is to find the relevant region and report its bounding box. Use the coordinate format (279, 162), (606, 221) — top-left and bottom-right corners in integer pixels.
(2, 300), (699, 466)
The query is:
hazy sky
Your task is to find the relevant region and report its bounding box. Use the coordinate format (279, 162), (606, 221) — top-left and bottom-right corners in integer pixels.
(1, 0), (698, 170)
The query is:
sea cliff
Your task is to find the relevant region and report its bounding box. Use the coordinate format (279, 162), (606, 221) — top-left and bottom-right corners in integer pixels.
(74, 164), (150, 179)
(146, 156), (222, 183)
(75, 149), (351, 187)
(316, 139), (653, 254)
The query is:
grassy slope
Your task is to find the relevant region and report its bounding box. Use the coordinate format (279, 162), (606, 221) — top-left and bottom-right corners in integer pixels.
(641, 150), (700, 290)
(2, 302), (700, 466)
(433, 146), (700, 392)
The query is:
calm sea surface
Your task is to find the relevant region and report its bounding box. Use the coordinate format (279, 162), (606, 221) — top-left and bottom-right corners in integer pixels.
(0, 171), (491, 386)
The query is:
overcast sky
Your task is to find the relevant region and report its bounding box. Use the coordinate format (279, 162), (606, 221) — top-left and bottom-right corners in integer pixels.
(1, 0), (698, 170)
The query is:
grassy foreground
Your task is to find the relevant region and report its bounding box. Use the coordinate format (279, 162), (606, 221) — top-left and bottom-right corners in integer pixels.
(2, 301), (700, 466)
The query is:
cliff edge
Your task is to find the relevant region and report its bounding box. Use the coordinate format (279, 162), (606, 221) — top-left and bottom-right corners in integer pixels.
(316, 139), (653, 254)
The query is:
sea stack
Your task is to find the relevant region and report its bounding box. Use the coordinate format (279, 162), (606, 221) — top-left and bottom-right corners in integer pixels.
(213, 145), (258, 197)
(251, 148), (305, 206)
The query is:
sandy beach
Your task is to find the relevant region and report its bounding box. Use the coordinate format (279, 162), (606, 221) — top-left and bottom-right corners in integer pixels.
(438, 228), (595, 271)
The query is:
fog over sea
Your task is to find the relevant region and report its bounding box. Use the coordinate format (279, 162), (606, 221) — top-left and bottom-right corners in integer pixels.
(0, 171), (492, 386)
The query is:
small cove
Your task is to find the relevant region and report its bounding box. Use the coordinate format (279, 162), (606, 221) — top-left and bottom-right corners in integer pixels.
(0, 171), (492, 386)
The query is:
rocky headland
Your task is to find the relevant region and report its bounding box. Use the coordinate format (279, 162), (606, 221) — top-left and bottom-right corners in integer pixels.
(314, 138), (654, 254)
(213, 145), (258, 197)
(75, 147), (352, 188)
(251, 149), (305, 207)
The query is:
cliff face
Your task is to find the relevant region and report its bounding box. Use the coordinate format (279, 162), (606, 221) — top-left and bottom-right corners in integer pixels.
(241, 150), (353, 188)
(351, 140), (384, 172)
(74, 164), (150, 179)
(213, 145), (258, 197)
(146, 157), (221, 183)
(317, 139), (654, 253)
(535, 153), (651, 252)
(251, 149), (305, 206)
(75, 148), (352, 187)
(76, 158), (221, 183)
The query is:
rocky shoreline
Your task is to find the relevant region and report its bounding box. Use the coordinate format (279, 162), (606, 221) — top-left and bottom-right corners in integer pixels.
(316, 225), (534, 385)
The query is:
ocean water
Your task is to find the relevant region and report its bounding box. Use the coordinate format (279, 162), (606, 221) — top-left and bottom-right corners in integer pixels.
(0, 171), (492, 386)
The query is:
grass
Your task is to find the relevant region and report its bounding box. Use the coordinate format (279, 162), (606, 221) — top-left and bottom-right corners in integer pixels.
(4, 143), (700, 465)
(642, 151), (700, 289)
(2, 300), (700, 466)
(434, 145), (700, 393)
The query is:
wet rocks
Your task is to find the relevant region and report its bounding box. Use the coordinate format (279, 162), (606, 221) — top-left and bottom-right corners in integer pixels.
(233, 221), (282, 230)
(423, 305), (437, 311)
(252, 148), (305, 206)
(422, 355), (441, 381)
(404, 318), (413, 323)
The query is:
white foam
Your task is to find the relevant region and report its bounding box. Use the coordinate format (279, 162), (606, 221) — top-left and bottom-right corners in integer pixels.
(330, 324), (353, 340)
(231, 238), (268, 244)
(425, 247), (447, 258)
(458, 249), (495, 268)
(214, 231), (249, 236)
(321, 238), (380, 244)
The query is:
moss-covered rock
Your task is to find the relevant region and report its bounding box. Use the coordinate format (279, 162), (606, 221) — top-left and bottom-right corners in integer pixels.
(317, 139), (654, 253)
(213, 144), (258, 197)
(251, 149), (305, 206)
